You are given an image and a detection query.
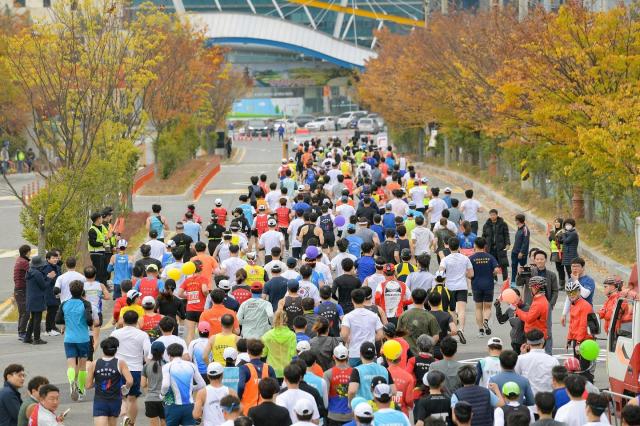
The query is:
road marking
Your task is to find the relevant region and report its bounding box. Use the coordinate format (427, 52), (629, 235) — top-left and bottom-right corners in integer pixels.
(0, 249), (38, 259)
(0, 195), (18, 201)
(204, 189), (246, 195)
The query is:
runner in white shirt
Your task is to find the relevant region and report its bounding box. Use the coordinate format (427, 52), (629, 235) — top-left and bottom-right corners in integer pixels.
(288, 212), (305, 257)
(55, 262), (85, 303)
(335, 198), (356, 233)
(427, 188), (448, 227)
(438, 239), (473, 344)
(410, 179), (429, 209)
(330, 244), (357, 278)
(298, 279), (321, 304)
(258, 219), (285, 255)
(340, 288), (383, 362)
(276, 366), (320, 424)
(411, 216), (436, 257)
(219, 247), (248, 285)
(555, 377), (610, 426)
(145, 235), (166, 262)
(388, 192), (409, 217)
(460, 189), (482, 233)
(193, 362), (233, 426)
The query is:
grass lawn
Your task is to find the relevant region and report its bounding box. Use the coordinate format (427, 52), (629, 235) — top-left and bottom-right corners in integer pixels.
(139, 156), (213, 196)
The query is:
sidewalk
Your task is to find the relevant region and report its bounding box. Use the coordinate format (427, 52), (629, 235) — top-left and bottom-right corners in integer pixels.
(420, 162), (632, 282)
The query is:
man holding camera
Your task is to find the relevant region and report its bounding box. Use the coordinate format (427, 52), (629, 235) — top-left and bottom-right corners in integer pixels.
(515, 250), (558, 354)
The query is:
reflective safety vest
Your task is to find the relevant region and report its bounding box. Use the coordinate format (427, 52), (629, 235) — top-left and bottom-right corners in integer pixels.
(88, 225), (105, 252)
(244, 264), (265, 287)
(241, 363), (270, 415)
(101, 224), (115, 250)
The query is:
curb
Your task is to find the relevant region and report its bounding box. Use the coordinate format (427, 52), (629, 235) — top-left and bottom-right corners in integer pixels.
(192, 158), (221, 201)
(420, 163), (632, 280)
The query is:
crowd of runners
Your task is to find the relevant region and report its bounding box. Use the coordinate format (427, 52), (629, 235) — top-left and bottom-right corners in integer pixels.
(3, 135), (640, 426)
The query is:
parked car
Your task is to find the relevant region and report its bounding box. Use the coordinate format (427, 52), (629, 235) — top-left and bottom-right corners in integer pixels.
(305, 116), (337, 131)
(337, 111), (368, 129)
(273, 119), (298, 133)
(367, 113), (385, 129)
(246, 120), (269, 136)
(357, 117), (379, 134)
(295, 115), (315, 127)
(348, 112), (369, 129)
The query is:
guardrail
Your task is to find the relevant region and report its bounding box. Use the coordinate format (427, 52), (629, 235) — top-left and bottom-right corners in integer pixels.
(192, 157), (221, 201)
(132, 165), (154, 194)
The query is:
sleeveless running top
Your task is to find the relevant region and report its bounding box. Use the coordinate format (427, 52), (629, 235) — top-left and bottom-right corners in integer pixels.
(203, 385), (230, 426)
(149, 215), (165, 239)
(212, 334), (237, 364)
(300, 224), (317, 251)
(283, 296), (303, 328)
(94, 357), (122, 400)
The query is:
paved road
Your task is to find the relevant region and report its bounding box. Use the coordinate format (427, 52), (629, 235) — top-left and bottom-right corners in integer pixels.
(0, 131), (612, 425)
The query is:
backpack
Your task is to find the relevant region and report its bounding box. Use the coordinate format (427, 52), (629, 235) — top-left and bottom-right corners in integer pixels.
(587, 312), (601, 336)
(319, 214), (334, 233)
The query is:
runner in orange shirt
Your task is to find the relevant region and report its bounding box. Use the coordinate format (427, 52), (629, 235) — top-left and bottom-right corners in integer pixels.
(190, 242), (218, 288)
(200, 288), (239, 335)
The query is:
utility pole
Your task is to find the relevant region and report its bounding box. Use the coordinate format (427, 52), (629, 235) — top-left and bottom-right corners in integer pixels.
(441, 0), (448, 16)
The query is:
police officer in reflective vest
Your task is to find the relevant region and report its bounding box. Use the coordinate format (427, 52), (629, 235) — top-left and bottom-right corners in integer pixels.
(88, 211), (107, 283)
(100, 207), (117, 284)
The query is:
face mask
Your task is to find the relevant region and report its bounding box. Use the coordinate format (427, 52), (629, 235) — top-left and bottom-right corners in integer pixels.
(565, 224), (573, 231)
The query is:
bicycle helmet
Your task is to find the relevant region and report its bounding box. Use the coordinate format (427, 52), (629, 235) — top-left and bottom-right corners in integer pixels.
(565, 280), (581, 293)
(603, 276), (623, 291)
(528, 276), (546, 292)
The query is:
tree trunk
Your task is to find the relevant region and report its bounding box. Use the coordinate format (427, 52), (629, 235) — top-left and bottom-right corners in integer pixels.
(418, 129), (425, 158)
(608, 203), (620, 234)
(37, 216), (46, 255)
(478, 149), (485, 169)
(571, 187), (585, 219)
(584, 191), (595, 223)
(444, 136), (450, 167)
(487, 153), (497, 177)
(539, 173), (548, 198)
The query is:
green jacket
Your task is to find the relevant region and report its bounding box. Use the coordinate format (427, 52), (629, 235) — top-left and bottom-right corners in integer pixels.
(262, 326), (296, 377)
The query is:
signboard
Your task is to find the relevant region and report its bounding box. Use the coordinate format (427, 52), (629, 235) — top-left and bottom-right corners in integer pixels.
(376, 132), (388, 149)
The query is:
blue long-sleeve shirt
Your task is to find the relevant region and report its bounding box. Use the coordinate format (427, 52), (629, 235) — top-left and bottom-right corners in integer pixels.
(512, 225), (530, 256)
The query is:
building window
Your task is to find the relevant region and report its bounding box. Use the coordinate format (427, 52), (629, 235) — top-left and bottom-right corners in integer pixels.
(43, 0), (52, 7)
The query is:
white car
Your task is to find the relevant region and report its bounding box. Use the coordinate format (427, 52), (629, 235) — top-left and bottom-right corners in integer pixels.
(273, 119), (298, 133)
(357, 117), (379, 134)
(367, 113), (385, 129)
(305, 116), (337, 131)
(337, 110), (368, 129)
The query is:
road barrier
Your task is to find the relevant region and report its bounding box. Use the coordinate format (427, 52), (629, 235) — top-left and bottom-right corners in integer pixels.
(192, 157), (221, 201)
(132, 165), (154, 194)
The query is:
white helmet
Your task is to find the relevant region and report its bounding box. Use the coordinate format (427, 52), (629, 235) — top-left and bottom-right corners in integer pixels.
(214, 198), (222, 206)
(565, 280), (581, 293)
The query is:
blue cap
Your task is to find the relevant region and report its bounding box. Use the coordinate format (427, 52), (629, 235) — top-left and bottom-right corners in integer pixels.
(151, 341), (165, 354)
(347, 223), (356, 230)
(287, 279), (300, 291)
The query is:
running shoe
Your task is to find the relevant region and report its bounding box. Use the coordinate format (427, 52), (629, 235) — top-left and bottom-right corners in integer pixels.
(78, 391), (85, 402)
(477, 329), (485, 338)
(457, 330), (467, 344)
(48, 330), (61, 336)
(483, 319), (492, 335)
(70, 382), (79, 402)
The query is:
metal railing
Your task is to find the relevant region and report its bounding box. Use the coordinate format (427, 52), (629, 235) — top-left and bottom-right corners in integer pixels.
(602, 390), (636, 426)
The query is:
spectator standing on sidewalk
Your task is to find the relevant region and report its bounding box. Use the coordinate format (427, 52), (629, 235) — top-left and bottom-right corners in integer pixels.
(481, 209), (510, 283)
(558, 218), (579, 279)
(0, 363), (25, 426)
(43, 251), (62, 337)
(25, 256), (49, 345)
(13, 245), (31, 341)
(510, 214), (530, 287)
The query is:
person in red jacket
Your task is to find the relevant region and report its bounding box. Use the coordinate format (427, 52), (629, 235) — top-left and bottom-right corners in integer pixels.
(514, 276), (549, 339)
(598, 276), (623, 333)
(213, 199), (228, 227)
(564, 280), (595, 381)
(13, 244), (31, 340)
(374, 264), (412, 325)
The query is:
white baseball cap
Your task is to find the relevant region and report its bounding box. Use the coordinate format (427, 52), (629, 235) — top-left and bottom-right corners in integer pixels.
(218, 280), (231, 290)
(206, 362), (224, 376)
(444, 187), (452, 193)
(296, 340), (311, 354)
(141, 296), (155, 308)
(294, 399), (315, 416)
(127, 289), (141, 300)
(487, 337), (503, 347)
(354, 402), (374, 418)
(236, 353), (251, 366)
(215, 198), (223, 206)
(421, 177), (429, 183)
(117, 239), (128, 248)
(223, 347), (238, 361)
(333, 344), (348, 360)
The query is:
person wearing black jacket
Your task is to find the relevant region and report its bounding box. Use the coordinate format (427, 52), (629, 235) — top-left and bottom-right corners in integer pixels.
(24, 256), (49, 344)
(510, 214), (530, 287)
(482, 209), (510, 282)
(0, 364), (24, 426)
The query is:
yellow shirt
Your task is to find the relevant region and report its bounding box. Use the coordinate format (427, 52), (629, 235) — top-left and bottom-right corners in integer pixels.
(120, 304), (145, 320)
(211, 333), (237, 364)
